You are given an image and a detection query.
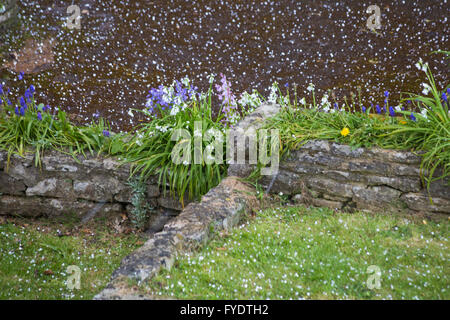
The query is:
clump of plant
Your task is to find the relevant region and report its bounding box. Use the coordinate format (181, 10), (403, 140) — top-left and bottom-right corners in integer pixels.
(0, 75), (115, 166)
(127, 177), (150, 230)
(122, 75), (262, 205)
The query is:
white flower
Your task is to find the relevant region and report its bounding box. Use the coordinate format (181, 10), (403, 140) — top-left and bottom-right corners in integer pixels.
(268, 83), (278, 104)
(181, 76), (190, 87)
(421, 83), (432, 95)
(170, 106), (180, 116)
(321, 94), (329, 105)
(307, 83), (315, 92)
(128, 109), (134, 117)
(208, 74), (215, 84)
(299, 97), (306, 105)
(421, 109), (428, 119)
(395, 105), (402, 112)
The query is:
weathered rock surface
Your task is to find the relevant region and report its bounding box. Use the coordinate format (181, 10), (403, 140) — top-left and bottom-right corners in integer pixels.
(94, 177), (258, 300)
(256, 140), (449, 214)
(0, 150), (184, 218)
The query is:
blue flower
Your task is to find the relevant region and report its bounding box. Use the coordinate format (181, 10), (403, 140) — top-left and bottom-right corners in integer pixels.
(29, 85), (35, 94)
(389, 106), (395, 117)
(362, 106), (366, 113)
(37, 112), (42, 121)
(7, 99), (12, 106)
(284, 83), (289, 88)
(103, 130), (110, 137)
(20, 97), (26, 108)
(19, 106), (25, 116)
(15, 106), (20, 116)
(0, 84), (3, 95)
(18, 72), (24, 81)
(442, 92), (448, 103)
(25, 89), (32, 99)
(384, 91), (389, 98)
(43, 105), (50, 112)
(410, 112), (417, 122)
(376, 104), (381, 114)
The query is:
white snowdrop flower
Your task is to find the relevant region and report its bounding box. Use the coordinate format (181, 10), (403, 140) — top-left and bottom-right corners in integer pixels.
(307, 83), (315, 92)
(421, 83), (432, 95)
(128, 109), (134, 117)
(181, 76), (190, 87)
(421, 109), (428, 119)
(170, 106), (180, 116)
(421, 63), (428, 73)
(268, 83), (278, 104)
(208, 74), (215, 84)
(299, 97), (306, 105)
(395, 105), (402, 112)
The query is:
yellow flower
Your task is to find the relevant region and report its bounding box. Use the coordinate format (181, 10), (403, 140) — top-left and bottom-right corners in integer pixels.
(340, 127), (350, 137)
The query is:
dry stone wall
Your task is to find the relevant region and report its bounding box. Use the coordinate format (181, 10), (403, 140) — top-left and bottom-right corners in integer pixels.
(0, 103), (448, 219)
(0, 150), (184, 219)
(259, 140), (449, 215)
(228, 103), (449, 216)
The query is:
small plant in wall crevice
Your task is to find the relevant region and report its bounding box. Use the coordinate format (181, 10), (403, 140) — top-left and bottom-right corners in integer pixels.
(127, 177), (151, 230)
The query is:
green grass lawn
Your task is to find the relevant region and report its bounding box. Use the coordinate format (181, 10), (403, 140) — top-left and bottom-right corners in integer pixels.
(0, 217), (144, 300)
(141, 206), (449, 300)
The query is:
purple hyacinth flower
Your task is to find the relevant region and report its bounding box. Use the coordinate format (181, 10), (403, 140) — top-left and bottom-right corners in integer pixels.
(384, 91), (389, 98)
(103, 130), (110, 137)
(43, 105), (50, 112)
(389, 106), (395, 117)
(19, 106), (25, 116)
(442, 92), (448, 103)
(0, 84), (3, 95)
(29, 85), (35, 94)
(376, 104), (381, 114)
(37, 112), (42, 121)
(7, 99), (12, 106)
(15, 106), (20, 116)
(410, 112), (417, 122)
(285, 83), (289, 88)
(362, 106), (366, 113)
(18, 72), (24, 81)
